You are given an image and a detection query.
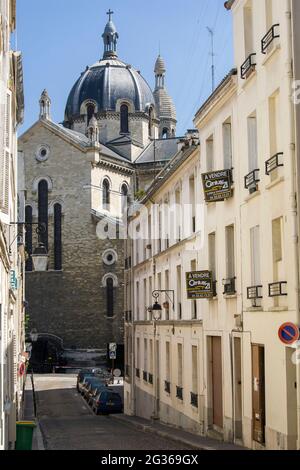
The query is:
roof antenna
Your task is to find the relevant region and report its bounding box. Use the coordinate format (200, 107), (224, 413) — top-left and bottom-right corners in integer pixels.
(207, 27), (215, 93)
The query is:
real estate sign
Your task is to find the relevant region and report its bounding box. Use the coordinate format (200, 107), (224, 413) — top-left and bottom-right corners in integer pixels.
(202, 169), (233, 202)
(186, 271), (214, 299)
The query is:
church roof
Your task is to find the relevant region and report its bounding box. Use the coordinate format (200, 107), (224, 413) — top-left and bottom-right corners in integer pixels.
(154, 87), (176, 121)
(135, 138), (179, 165)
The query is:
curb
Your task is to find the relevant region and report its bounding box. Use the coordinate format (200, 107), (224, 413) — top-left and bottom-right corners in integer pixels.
(111, 415), (216, 451)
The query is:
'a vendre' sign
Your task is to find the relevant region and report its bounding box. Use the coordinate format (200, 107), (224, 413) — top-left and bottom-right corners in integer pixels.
(202, 169), (233, 202)
(186, 271), (214, 299)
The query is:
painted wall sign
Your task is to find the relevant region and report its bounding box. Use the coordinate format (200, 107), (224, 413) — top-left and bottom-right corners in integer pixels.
(202, 169), (233, 202)
(278, 323), (300, 345)
(186, 271), (213, 299)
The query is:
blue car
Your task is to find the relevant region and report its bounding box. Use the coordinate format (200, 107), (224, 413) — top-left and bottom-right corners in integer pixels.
(91, 389), (123, 415)
(82, 377), (105, 400)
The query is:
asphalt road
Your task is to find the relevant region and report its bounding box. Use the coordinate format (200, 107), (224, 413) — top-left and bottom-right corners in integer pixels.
(34, 374), (191, 450)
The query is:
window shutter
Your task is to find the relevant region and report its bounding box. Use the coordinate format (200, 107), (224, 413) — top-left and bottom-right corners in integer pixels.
(248, 116), (258, 172)
(5, 93), (11, 149)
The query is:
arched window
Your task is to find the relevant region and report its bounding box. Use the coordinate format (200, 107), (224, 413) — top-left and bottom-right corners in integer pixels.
(25, 205), (33, 272)
(120, 104), (129, 134)
(87, 104), (95, 124)
(106, 277), (114, 317)
(103, 179), (110, 210)
(38, 180), (48, 249)
(54, 203), (62, 271)
(162, 128), (169, 139)
(121, 183), (129, 214)
(149, 108), (153, 137)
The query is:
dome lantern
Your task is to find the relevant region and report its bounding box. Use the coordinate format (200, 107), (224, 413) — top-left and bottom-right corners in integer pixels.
(102, 9), (119, 59)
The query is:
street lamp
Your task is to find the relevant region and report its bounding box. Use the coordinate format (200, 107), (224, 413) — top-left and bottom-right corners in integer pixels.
(10, 222), (48, 271)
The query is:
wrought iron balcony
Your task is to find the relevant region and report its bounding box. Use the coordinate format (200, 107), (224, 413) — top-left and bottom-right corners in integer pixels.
(244, 169), (260, 193)
(241, 53), (256, 79)
(143, 371), (148, 382)
(190, 392), (198, 408)
(265, 152), (283, 175)
(148, 373), (153, 385)
(165, 381), (171, 394)
(135, 368), (140, 379)
(223, 277), (236, 295)
(269, 281), (287, 297)
(261, 24), (280, 54)
(176, 386), (183, 401)
(247, 285), (263, 300)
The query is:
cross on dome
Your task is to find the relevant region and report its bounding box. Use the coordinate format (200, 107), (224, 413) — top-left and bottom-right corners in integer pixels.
(107, 9), (114, 21)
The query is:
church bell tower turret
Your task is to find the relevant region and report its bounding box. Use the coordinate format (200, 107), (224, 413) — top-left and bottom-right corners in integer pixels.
(102, 9), (119, 59)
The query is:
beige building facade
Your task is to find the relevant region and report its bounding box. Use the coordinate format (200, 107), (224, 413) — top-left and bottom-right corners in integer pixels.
(0, 0), (25, 450)
(125, 0), (300, 450)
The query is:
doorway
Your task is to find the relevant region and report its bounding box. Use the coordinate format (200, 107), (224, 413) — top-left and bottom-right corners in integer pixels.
(211, 336), (223, 429)
(252, 344), (265, 444)
(233, 337), (243, 440)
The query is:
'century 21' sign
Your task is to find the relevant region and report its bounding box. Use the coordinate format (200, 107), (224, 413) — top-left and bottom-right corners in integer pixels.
(186, 271), (214, 299)
(202, 169), (233, 202)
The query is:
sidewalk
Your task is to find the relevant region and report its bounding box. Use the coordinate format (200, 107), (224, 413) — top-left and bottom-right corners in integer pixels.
(23, 375), (45, 450)
(111, 414), (245, 450)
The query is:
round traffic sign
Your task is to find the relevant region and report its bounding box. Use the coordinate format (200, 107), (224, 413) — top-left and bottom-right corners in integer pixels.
(278, 323), (300, 345)
(113, 369), (121, 377)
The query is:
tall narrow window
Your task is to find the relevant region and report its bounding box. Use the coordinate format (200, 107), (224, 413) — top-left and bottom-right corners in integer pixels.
(272, 217), (284, 282)
(189, 175), (196, 234)
(192, 346), (198, 394)
(87, 104), (95, 124)
(25, 206), (33, 272)
(265, 0), (273, 30)
(250, 225), (261, 307)
(244, 1), (254, 57)
(209, 232), (216, 283)
(191, 260), (197, 319)
(248, 114), (258, 172)
(144, 339), (148, 375)
(149, 108), (153, 137)
(177, 265), (182, 320)
(166, 341), (170, 382)
(226, 225), (235, 279)
(120, 104), (129, 134)
(106, 277), (114, 317)
(178, 343), (183, 387)
(223, 119), (233, 169)
(121, 184), (129, 214)
(102, 179), (110, 211)
(38, 180), (48, 249)
(206, 135), (214, 172)
(54, 203), (62, 271)
(269, 91), (281, 181)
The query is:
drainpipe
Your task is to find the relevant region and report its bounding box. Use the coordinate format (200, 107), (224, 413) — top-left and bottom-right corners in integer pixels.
(286, 0), (300, 449)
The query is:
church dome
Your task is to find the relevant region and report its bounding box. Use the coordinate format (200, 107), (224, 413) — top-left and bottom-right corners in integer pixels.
(154, 55), (166, 75)
(65, 58), (155, 122)
(65, 12), (155, 123)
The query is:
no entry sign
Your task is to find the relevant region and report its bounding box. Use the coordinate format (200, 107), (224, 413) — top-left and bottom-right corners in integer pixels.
(278, 323), (300, 345)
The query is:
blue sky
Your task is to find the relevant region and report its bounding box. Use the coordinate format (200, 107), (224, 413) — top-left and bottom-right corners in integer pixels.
(16, 0), (233, 136)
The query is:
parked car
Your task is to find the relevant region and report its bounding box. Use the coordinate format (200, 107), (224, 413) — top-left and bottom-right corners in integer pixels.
(78, 375), (95, 394)
(76, 369), (95, 391)
(91, 389), (123, 415)
(82, 377), (105, 400)
(86, 381), (107, 405)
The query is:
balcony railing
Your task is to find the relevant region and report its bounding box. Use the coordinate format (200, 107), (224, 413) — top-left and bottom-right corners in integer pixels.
(265, 152), (283, 175)
(247, 285), (263, 301)
(223, 277), (236, 295)
(241, 53), (256, 79)
(148, 373), (153, 385)
(244, 169), (260, 193)
(135, 368), (140, 379)
(261, 24), (280, 54)
(190, 392), (198, 408)
(176, 386), (183, 401)
(269, 281), (287, 297)
(143, 371), (148, 382)
(165, 381), (171, 394)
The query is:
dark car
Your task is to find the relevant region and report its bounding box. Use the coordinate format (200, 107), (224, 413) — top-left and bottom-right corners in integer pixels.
(91, 389), (123, 415)
(77, 373), (95, 393)
(86, 380), (107, 405)
(82, 377), (105, 400)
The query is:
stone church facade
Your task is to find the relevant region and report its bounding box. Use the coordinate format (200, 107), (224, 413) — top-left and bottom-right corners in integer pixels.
(19, 11), (177, 357)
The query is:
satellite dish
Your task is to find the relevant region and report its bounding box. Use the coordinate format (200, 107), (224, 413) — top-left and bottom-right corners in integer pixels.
(113, 369), (121, 377)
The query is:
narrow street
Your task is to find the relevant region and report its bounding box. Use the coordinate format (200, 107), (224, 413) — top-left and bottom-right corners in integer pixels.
(34, 375), (191, 451)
